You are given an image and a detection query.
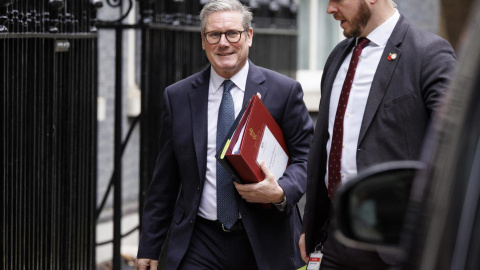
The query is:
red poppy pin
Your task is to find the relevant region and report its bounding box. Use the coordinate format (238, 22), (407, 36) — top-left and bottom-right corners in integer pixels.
(388, 53), (397, 61)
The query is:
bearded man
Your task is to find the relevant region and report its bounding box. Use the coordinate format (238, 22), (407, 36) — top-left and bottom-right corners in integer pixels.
(299, 0), (456, 269)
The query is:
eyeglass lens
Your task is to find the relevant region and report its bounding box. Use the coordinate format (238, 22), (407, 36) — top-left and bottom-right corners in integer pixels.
(205, 31), (244, 44)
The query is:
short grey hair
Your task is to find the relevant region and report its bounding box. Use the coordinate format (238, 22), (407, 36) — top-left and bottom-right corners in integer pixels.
(200, 0), (253, 33)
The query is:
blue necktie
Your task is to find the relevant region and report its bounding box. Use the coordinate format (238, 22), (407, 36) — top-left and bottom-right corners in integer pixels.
(216, 80), (238, 229)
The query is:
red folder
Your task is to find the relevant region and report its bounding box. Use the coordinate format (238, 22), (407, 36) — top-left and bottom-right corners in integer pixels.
(216, 94), (289, 184)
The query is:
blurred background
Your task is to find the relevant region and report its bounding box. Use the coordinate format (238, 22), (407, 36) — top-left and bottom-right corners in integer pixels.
(1, 0), (474, 269)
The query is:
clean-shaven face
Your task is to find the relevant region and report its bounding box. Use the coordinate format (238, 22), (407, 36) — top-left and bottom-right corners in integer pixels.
(202, 11), (253, 78)
(328, 0), (371, 38)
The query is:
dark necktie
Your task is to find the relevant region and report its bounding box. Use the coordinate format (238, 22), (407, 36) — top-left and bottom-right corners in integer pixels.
(328, 38), (370, 201)
(216, 80), (238, 229)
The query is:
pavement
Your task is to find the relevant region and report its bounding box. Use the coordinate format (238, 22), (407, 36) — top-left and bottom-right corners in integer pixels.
(96, 203), (139, 270)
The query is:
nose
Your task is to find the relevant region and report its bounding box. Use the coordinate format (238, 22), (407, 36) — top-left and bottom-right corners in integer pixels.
(327, 0), (337, 14)
(218, 33), (230, 46)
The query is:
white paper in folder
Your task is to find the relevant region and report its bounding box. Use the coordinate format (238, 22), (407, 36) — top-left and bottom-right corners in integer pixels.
(256, 126), (288, 181)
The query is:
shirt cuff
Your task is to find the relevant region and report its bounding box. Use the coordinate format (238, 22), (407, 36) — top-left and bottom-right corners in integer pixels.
(273, 194), (287, 211)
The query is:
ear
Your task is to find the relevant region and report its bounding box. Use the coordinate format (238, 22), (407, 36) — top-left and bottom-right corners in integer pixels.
(247, 28), (253, 47)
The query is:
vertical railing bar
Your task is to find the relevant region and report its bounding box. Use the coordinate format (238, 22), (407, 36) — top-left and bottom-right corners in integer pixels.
(81, 37), (88, 270)
(70, 33), (75, 270)
(56, 37), (62, 270)
(33, 36), (39, 270)
(37, 36), (43, 270)
(73, 35), (79, 270)
(25, 35), (31, 270)
(43, 36), (48, 268)
(139, 23), (150, 236)
(14, 33), (19, 269)
(8, 32), (12, 269)
(68, 34), (74, 269)
(92, 36), (97, 268)
(76, 37), (82, 270)
(40, 36), (46, 270)
(85, 36), (90, 270)
(5, 30), (8, 270)
(72, 35), (78, 269)
(20, 34), (27, 270)
(82, 36), (88, 270)
(1, 38), (4, 270)
(25, 33), (31, 270)
(7, 33), (12, 269)
(60, 33), (69, 269)
(91, 35), (98, 269)
(50, 37), (56, 269)
(74, 36), (78, 269)
(17, 22), (22, 270)
(4, 37), (10, 270)
(113, 26), (123, 270)
(6, 30), (12, 267)
(46, 36), (51, 269)
(81, 35), (86, 269)
(67, 33), (73, 268)
(83, 17), (88, 268)
(55, 35), (61, 270)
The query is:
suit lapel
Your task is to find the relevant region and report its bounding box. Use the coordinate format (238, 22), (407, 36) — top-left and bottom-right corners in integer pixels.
(243, 61), (267, 104)
(189, 68), (210, 184)
(188, 62), (266, 184)
(359, 16), (409, 144)
(320, 39), (356, 127)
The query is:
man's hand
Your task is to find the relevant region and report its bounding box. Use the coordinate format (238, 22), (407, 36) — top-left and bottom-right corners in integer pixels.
(234, 161), (285, 204)
(299, 233), (309, 263)
(136, 258), (158, 270)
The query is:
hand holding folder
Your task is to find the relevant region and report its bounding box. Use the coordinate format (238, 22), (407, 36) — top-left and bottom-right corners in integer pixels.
(215, 94), (289, 184)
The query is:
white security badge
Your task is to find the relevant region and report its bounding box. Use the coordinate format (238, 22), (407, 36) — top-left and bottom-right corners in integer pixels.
(306, 251), (323, 270)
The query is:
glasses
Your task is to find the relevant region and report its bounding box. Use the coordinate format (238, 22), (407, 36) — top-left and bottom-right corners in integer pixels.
(203, 30), (246, 44)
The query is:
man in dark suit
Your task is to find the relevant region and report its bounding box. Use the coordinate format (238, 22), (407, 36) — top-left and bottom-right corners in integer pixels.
(300, 0), (456, 269)
(136, 0), (313, 269)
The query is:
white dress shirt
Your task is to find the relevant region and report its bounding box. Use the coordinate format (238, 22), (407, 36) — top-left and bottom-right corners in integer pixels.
(198, 61), (249, 220)
(325, 11), (400, 187)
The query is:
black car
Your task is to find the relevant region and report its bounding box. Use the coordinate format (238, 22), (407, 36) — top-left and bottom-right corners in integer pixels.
(333, 2), (480, 270)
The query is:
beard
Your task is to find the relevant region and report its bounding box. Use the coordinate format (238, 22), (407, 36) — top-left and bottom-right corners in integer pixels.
(344, 0), (371, 38)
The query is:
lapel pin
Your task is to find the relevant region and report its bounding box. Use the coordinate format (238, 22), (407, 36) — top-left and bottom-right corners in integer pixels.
(387, 53), (397, 61)
(256, 92), (262, 99)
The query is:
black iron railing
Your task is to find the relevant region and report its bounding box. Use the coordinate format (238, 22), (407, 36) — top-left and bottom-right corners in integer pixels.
(1, 1), (98, 269)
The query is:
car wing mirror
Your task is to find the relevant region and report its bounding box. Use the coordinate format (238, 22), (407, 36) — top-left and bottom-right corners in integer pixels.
(334, 160), (425, 254)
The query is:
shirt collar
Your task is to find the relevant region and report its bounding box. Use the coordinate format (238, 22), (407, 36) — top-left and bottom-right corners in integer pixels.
(362, 10), (400, 47)
(210, 61), (249, 94)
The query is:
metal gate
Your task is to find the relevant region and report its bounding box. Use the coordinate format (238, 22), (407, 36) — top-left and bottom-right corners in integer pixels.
(1, 1), (99, 269)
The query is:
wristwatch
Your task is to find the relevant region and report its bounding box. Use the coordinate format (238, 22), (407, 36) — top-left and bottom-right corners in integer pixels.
(273, 194), (287, 211)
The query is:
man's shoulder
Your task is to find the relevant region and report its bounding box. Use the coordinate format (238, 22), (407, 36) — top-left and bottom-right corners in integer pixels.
(253, 64), (297, 84)
(407, 25), (447, 43)
(398, 17), (452, 49)
(166, 68), (208, 92)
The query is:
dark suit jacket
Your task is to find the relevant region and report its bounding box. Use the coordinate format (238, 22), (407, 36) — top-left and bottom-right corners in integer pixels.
(138, 60), (314, 270)
(302, 16), (457, 254)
